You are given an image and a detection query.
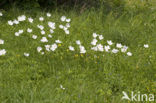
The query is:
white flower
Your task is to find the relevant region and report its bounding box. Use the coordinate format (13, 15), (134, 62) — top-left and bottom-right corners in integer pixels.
(18, 29), (24, 34)
(55, 40), (62, 43)
(39, 17), (44, 21)
(24, 53), (29, 57)
(48, 34), (52, 38)
(60, 85), (65, 90)
(66, 19), (71, 22)
(50, 43), (57, 51)
(0, 39), (4, 44)
(76, 40), (81, 45)
(37, 25), (44, 30)
(127, 52), (132, 56)
(112, 49), (119, 54)
(66, 23), (70, 28)
(59, 25), (64, 29)
(41, 52), (44, 55)
(69, 46), (75, 51)
(45, 45), (50, 51)
(0, 49), (6, 56)
(13, 20), (19, 24)
(32, 35), (37, 39)
(48, 22), (55, 29)
(91, 47), (98, 51)
(41, 30), (45, 35)
(91, 39), (97, 46)
(65, 30), (69, 35)
(15, 32), (20, 36)
(18, 15), (26, 21)
(37, 46), (42, 52)
(144, 44), (149, 48)
(93, 33), (98, 38)
(79, 45), (86, 54)
(97, 44), (104, 52)
(15, 30), (23, 36)
(27, 28), (32, 33)
(116, 43), (122, 48)
(61, 16), (66, 22)
(41, 37), (48, 43)
(107, 40), (113, 45)
(63, 27), (68, 31)
(80, 49), (86, 54)
(8, 20), (13, 25)
(0, 12), (3, 16)
(99, 35), (104, 40)
(50, 29), (54, 34)
(28, 17), (33, 23)
(47, 13), (51, 17)
(79, 45), (85, 50)
(104, 45), (110, 52)
(121, 46), (128, 53)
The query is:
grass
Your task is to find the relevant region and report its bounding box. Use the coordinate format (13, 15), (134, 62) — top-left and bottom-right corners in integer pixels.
(0, 5), (156, 103)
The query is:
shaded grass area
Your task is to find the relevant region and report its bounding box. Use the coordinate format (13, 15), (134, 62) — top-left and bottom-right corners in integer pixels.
(0, 8), (156, 103)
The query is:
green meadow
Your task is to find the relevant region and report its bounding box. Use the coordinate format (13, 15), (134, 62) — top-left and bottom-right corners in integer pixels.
(0, 0), (156, 103)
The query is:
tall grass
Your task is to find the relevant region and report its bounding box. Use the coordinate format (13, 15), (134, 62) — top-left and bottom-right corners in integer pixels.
(0, 1), (156, 103)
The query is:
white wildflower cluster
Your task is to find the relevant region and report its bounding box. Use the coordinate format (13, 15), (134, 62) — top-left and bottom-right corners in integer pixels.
(15, 29), (24, 36)
(8, 15), (26, 26)
(50, 43), (58, 51)
(114, 43), (131, 56)
(6, 13), (136, 58)
(48, 21), (56, 34)
(18, 15), (26, 21)
(37, 40), (62, 54)
(79, 45), (86, 54)
(36, 19), (55, 41)
(90, 33), (132, 56)
(91, 33), (104, 52)
(43, 40), (62, 52)
(37, 46), (44, 55)
(59, 16), (71, 35)
(104, 45), (110, 52)
(76, 40), (86, 54)
(9, 14), (56, 56)
(45, 45), (50, 51)
(0, 39), (6, 56)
